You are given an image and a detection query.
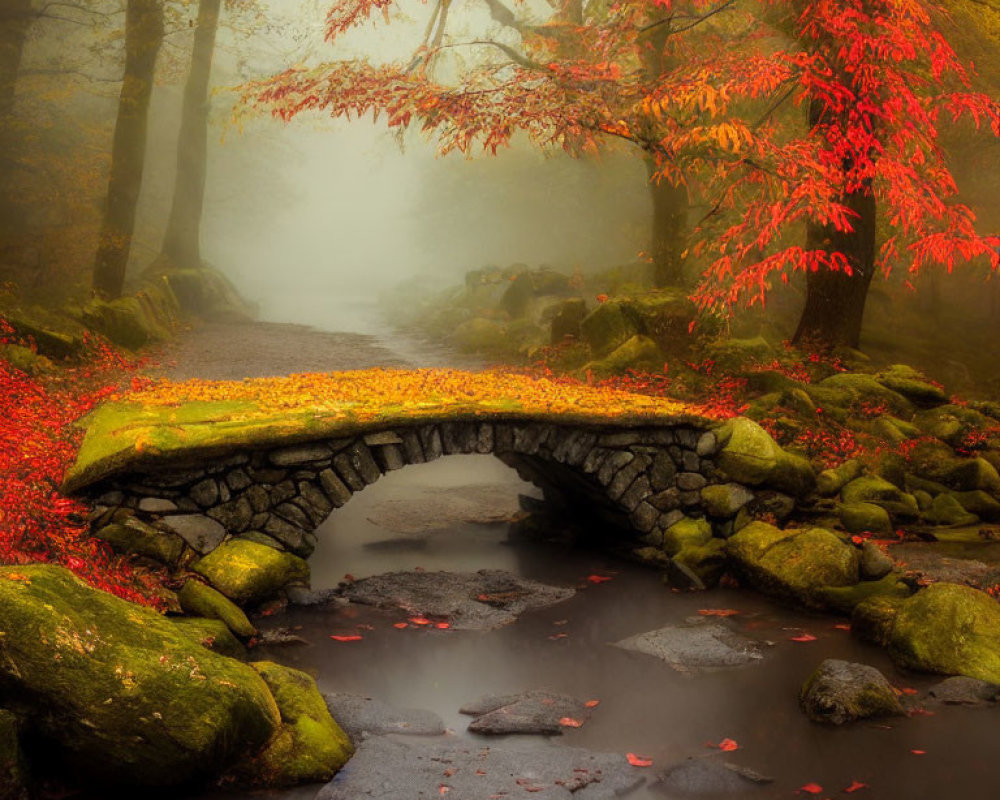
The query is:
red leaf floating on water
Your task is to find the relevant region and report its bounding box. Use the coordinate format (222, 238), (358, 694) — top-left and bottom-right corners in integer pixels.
(789, 633), (818, 642)
(844, 780), (869, 793)
(717, 738), (739, 751)
(559, 717), (584, 728)
(626, 753), (653, 767)
(797, 783), (823, 794)
(833, 623), (851, 631)
(435, 622), (451, 629)
(409, 617), (431, 625)
(587, 575), (613, 583)
(911, 749), (926, 755)
(548, 632), (568, 640)
(330, 635), (362, 642)
(439, 785), (450, 795)
(393, 622), (408, 629)
(899, 687), (918, 695)
(699, 608), (740, 617)
(585, 699), (600, 708)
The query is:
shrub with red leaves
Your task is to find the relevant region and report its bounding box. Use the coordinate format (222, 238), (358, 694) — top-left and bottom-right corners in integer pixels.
(0, 317), (166, 609)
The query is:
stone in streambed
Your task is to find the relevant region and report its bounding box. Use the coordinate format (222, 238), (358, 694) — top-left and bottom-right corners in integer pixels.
(656, 757), (773, 795)
(928, 676), (1000, 705)
(461, 690), (591, 735)
(192, 539), (309, 605)
(0, 565), (279, 787)
(799, 659), (903, 724)
(837, 502), (894, 536)
(323, 693), (445, 741)
(614, 617), (764, 673)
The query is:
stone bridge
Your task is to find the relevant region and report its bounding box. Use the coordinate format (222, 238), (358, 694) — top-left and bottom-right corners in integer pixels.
(64, 369), (813, 579)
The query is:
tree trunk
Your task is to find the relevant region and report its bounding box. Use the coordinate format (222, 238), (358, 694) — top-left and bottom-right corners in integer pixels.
(0, 0), (32, 120)
(792, 98), (877, 350)
(161, 0), (221, 270)
(646, 156), (688, 288)
(92, 0), (164, 300)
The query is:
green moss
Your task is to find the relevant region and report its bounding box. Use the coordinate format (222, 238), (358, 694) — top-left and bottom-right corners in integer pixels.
(92, 520), (184, 565)
(852, 596), (906, 647)
(192, 540), (309, 605)
(818, 373), (914, 418)
(715, 418), (782, 485)
(841, 476), (919, 520)
(876, 365), (948, 406)
(580, 334), (662, 378)
(927, 493), (980, 526)
(816, 459), (864, 496)
(579, 301), (642, 357)
(0, 565), (279, 787)
(727, 523), (860, 608)
(838, 503), (894, 536)
(450, 318), (508, 354)
(884, 584), (1000, 683)
(235, 662), (354, 787)
(662, 517), (713, 557)
(813, 575), (913, 615)
(168, 617), (247, 659)
(672, 539), (728, 589)
(177, 579), (256, 639)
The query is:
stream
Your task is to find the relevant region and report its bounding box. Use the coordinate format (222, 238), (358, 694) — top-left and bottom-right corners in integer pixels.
(152, 301), (1000, 800)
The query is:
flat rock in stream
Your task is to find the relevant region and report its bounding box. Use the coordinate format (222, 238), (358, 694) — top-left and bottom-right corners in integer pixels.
(324, 693), (446, 741)
(340, 569), (574, 630)
(461, 690), (591, 735)
(614, 617), (765, 673)
(928, 676), (1000, 705)
(655, 757), (773, 796)
(316, 735), (645, 800)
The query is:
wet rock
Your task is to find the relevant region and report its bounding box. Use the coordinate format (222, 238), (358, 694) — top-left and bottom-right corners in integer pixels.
(655, 757), (773, 795)
(0, 565), (278, 787)
(669, 540), (728, 590)
(853, 583), (1000, 682)
(254, 626), (309, 647)
(341, 569), (574, 630)
(92, 518), (184, 565)
(461, 690), (591, 735)
(614, 618), (764, 673)
(838, 502), (894, 536)
(701, 483), (754, 518)
(324, 693), (446, 741)
(168, 617), (247, 659)
(230, 662), (353, 787)
(662, 517), (712, 557)
(799, 659), (903, 724)
(316, 735), (644, 800)
(841, 476), (919, 520)
(927, 493), (980, 526)
(192, 539), (309, 605)
(136, 497), (178, 513)
(928, 676), (1000, 705)
(812, 574), (913, 615)
(727, 522), (860, 608)
(860, 540), (895, 580)
(158, 513), (227, 553)
(178, 579), (256, 639)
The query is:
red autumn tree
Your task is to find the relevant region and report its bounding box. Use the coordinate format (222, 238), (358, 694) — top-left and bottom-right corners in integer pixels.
(247, 0), (1000, 349)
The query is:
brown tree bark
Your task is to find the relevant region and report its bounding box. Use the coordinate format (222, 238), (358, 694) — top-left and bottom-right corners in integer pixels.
(161, 0), (221, 270)
(92, 0), (164, 300)
(645, 155), (689, 289)
(792, 100), (877, 350)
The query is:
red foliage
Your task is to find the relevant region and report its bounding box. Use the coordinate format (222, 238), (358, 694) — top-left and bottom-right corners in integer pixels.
(0, 318), (165, 609)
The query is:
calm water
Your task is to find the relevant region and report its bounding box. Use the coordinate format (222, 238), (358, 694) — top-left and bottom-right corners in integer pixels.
(157, 308), (1000, 799)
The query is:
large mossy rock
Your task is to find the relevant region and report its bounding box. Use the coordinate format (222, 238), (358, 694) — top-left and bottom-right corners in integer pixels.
(450, 318), (508, 354)
(840, 476), (919, 520)
(800, 659), (903, 725)
(0, 565), (280, 787)
(177, 579), (256, 639)
(853, 583), (1000, 683)
(232, 662), (354, 787)
(715, 418), (815, 496)
(726, 522), (860, 608)
(81, 295), (173, 351)
(875, 365), (948, 407)
(192, 539), (309, 606)
(579, 301), (642, 357)
(580, 334), (662, 378)
(817, 373), (914, 418)
(92, 517), (184, 565)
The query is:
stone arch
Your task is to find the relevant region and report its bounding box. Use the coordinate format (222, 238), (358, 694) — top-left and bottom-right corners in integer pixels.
(88, 419), (720, 564)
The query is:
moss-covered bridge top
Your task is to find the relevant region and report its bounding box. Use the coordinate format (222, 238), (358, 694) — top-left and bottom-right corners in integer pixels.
(64, 368), (712, 493)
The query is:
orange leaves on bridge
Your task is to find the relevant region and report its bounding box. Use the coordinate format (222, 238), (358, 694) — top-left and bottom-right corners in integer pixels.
(124, 367), (700, 422)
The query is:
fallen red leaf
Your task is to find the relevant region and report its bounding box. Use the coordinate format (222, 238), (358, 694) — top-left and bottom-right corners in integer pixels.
(439, 785), (449, 795)
(797, 783), (823, 794)
(717, 738), (739, 751)
(698, 608), (740, 617)
(898, 687), (918, 695)
(329, 635), (362, 642)
(833, 623), (851, 631)
(409, 617), (431, 625)
(548, 632), (568, 640)
(789, 633), (818, 642)
(435, 622), (451, 629)
(585, 699), (600, 708)
(587, 575), (613, 583)
(343, 573), (355, 582)
(626, 753), (653, 767)
(559, 717), (584, 728)
(911, 749), (926, 755)
(844, 780), (868, 793)
(393, 622), (408, 629)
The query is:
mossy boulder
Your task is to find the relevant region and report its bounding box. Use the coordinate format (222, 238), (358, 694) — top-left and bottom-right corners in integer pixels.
(169, 617), (247, 659)
(499, 268), (571, 318)
(876, 365), (948, 407)
(816, 459), (864, 496)
(0, 565), (280, 787)
(549, 297), (588, 344)
(92, 518), (184, 565)
(800, 659), (903, 725)
(178, 579), (256, 639)
(838, 503), (894, 536)
(818, 373), (913, 418)
(579, 301), (642, 357)
(662, 516), (713, 556)
(192, 539), (309, 606)
(82, 295), (173, 351)
(952, 490), (1000, 521)
(813, 574), (912, 615)
(913, 405), (995, 449)
(927, 493), (980, 526)
(450, 318), (508, 354)
(150, 263), (257, 322)
(726, 522), (860, 608)
(0, 710), (28, 800)
(581, 334), (662, 378)
(0, 343), (53, 375)
(715, 418), (815, 496)
(232, 662), (354, 787)
(855, 583), (1000, 683)
(840, 476), (919, 520)
(704, 336), (773, 371)
(700, 483), (755, 517)
(672, 539), (728, 589)
(1, 304), (88, 360)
